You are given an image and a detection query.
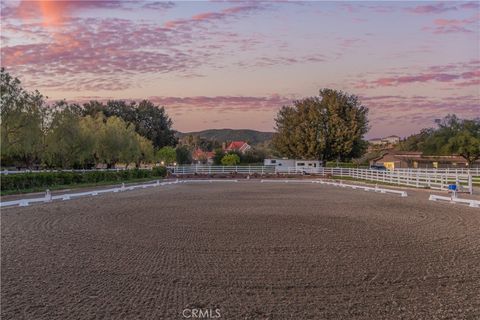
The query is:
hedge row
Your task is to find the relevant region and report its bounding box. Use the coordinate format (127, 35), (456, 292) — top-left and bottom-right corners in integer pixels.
(1, 167), (167, 192)
(325, 162), (358, 168)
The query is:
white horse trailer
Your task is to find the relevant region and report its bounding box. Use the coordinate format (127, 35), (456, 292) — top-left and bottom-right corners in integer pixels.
(264, 159), (322, 173)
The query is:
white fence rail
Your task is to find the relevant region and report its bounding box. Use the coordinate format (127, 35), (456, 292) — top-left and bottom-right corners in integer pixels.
(2, 166), (477, 193)
(168, 165), (476, 193)
(0, 180), (179, 208)
(170, 165), (276, 175)
(0, 168), (148, 175)
(429, 195), (480, 208)
(260, 179), (408, 197)
(1, 179), (243, 208)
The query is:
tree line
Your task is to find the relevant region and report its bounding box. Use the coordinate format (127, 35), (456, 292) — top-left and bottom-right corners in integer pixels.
(397, 115), (480, 165)
(1, 69), (373, 169)
(1, 68), (177, 169)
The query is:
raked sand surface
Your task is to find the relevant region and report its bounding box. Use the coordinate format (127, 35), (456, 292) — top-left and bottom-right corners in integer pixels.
(2, 181), (480, 319)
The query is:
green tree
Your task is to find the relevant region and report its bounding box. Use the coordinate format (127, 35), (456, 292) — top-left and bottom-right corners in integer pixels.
(396, 128), (434, 152)
(221, 153), (240, 165)
(97, 116), (137, 168)
(82, 99), (177, 149)
(45, 103), (95, 168)
(398, 115), (480, 166)
(273, 89), (369, 161)
(1, 68), (47, 168)
(213, 148), (225, 165)
(135, 100), (177, 148)
(445, 129), (480, 166)
(423, 115), (480, 166)
(78, 115), (104, 167)
(156, 146), (176, 165)
(134, 134), (154, 168)
(175, 146), (192, 164)
(240, 149), (266, 163)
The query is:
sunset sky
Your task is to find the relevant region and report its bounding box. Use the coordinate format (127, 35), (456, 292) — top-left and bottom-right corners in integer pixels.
(1, 0), (479, 138)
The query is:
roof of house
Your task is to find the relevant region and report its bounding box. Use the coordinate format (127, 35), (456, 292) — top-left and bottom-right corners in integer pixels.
(373, 151), (476, 163)
(192, 148), (215, 159)
(226, 141), (249, 150)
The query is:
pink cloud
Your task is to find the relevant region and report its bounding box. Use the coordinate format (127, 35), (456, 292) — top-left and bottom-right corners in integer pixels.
(406, 3), (458, 14)
(164, 4), (265, 29)
(1, 12), (268, 91)
(147, 95), (293, 112)
(1, 0), (130, 26)
(360, 94), (479, 137)
(340, 3), (396, 14)
(355, 63), (480, 88)
(236, 54), (326, 68)
(423, 15), (479, 34)
(406, 1), (480, 14)
(461, 2), (480, 10)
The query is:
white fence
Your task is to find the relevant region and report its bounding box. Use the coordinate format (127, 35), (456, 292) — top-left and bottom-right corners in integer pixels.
(261, 179), (408, 197)
(429, 194), (479, 208)
(0, 179), (242, 208)
(168, 165), (476, 193)
(169, 165), (276, 175)
(0, 168), (144, 175)
(0, 180), (178, 208)
(1, 165), (477, 193)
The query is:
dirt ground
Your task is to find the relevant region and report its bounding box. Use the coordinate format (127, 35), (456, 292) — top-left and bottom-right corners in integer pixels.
(2, 181), (479, 319)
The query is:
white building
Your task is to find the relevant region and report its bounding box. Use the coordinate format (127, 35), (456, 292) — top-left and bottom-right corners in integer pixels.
(383, 135), (400, 145)
(369, 135), (400, 146)
(264, 159), (322, 172)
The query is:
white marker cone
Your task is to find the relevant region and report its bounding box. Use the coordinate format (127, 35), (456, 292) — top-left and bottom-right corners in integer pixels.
(44, 189), (52, 202)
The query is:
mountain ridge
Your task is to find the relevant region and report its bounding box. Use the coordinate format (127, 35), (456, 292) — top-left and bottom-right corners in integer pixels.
(177, 129), (274, 145)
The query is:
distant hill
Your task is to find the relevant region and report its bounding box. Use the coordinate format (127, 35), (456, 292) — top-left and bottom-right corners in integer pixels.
(177, 129), (274, 145)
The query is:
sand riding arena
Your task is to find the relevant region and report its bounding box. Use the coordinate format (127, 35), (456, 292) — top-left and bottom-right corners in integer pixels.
(2, 180), (480, 319)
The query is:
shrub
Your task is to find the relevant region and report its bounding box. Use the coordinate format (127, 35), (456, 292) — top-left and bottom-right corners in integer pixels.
(152, 166), (167, 177)
(0, 168), (167, 192)
(221, 154), (240, 166)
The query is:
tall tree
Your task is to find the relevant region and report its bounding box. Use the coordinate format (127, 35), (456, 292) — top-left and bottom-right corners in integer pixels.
(213, 148), (225, 165)
(156, 146), (176, 165)
(82, 99), (177, 149)
(396, 128), (434, 152)
(45, 103), (95, 168)
(133, 134), (154, 168)
(175, 146), (192, 165)
(1, 68), (47, 168)
(273, 89), (369, 161)
(135, 100), (176, 148)
(423, 115), (480, 166)
(97, 116), (138, 168)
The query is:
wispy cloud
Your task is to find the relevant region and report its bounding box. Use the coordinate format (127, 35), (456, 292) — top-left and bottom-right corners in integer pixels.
(236, 54), (326, 68)
(406, 2), (458, 14)
(1, 17), (202, 89)
(361, 94), (479, 137)
(355, 62), (480, 88)
(164, 3), (266, 29)
(148, 94), (293, 112)
(1, 2), (271, 91)
(1, 0), (131, 25)
(423, 14), (478, 34)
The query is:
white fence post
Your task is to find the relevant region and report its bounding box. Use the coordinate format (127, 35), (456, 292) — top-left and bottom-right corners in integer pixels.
(469, 174), (473, 194)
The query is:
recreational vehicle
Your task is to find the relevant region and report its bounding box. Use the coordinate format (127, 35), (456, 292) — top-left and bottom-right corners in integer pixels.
(264, 159), (322, 173)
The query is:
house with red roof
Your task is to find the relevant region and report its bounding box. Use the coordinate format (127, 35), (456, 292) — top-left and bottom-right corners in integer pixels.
(192, 148), (215, 164)
(224, 141), (252, 154)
